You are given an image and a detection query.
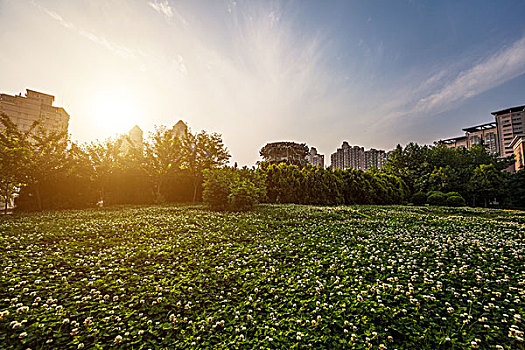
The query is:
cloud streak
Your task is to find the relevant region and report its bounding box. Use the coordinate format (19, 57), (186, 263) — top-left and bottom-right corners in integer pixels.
(382, 35), (525, 123)
(35, 1), (139, 59)
(414, 36), (525, 114)
(148, 0), (173, 19)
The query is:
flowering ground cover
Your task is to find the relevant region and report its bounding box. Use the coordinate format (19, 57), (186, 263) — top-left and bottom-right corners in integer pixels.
(0, 204), (524, 349)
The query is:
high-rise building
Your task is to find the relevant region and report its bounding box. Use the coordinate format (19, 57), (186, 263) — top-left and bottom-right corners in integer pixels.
(172, 120), (188, 136)
(119, 125), (143, 154)
(330, 142), (388, 170)
(364, 148), (387, 170)
(306, 147), (324, 168)
(440, 136), (468, 149)
(492, 105), (525, 158)
(439, 122), (499, 154)
(463, 122), (499, 154)
(0, 89), (69, 134)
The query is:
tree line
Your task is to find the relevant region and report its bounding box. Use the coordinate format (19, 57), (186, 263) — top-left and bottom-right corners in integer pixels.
(3, 110), (524, 213)
(0, 113), (229, 213)
(202, 143), (525, 211)
(202, 163), (409, 211)
(383, 142), (525, 208)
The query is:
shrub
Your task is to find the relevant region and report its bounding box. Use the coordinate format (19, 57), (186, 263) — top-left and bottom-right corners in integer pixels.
(447, 195), (466, 207)
(411, 191), (427, 205)
(427, 191), (447, 206)
(446, 191), (462, 198)
(203, 167), (265, 211)
(202, 168), (232, 210)
(229, 179), (258, 211)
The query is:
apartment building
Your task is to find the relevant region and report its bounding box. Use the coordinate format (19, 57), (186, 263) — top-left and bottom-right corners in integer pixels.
(492, 105), (525, 158)
(119, 125), (143, 154)
(439, 122), (498, 154)
(119, 120), (186, 154)
(441, 136), (468, 149)
(0, 89), (69, 134)
(306, 147), (324, 168)
(364, 148), (388, 170)
(464, 122), (499, 154)
(330, 142), (388, 170)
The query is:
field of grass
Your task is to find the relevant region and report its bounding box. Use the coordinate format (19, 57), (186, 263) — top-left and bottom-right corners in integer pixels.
(0, 204), (524, 349)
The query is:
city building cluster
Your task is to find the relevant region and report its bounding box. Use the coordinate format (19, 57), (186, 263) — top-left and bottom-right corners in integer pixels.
(329, 142), (390, 171)
(1, 88), (523, 172)
(439, 105), (524, 171)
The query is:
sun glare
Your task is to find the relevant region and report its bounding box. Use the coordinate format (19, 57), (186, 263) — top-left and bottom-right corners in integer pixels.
(90, 90), (141, 136)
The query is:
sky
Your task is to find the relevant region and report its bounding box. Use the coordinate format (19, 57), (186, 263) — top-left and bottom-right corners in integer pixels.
(1, 0), (525, 166)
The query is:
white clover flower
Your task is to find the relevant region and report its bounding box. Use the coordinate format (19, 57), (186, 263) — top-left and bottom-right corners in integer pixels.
(114, 335), (122, 343)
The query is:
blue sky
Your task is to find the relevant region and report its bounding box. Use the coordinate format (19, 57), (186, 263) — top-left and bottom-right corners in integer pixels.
(1, 0), (524, 165)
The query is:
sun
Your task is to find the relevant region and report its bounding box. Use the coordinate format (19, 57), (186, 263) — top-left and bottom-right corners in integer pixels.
(90, 89), (142, 136)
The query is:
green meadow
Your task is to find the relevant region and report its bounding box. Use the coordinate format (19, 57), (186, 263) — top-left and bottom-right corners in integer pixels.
(0, 205), (523, 349)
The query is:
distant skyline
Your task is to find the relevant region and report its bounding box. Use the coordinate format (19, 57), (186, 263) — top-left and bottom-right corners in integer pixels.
(1, 0), (525, 165)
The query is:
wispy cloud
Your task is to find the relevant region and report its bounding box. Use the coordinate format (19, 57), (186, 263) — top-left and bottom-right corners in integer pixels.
(148, 0), (173, 19)
(35, 2), (139, 59)
(413, 36), (525, 114)
(380, 35), (525, 123)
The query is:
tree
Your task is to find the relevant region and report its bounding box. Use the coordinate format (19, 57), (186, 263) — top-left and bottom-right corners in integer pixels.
(141, 126), (183, 203)
(181, 130), (230, 202)
(84, 138), (124, 204)
(0, 113), (33, 213)
(259, 142), (309, 167)
(203, 167), (266, 211)
(24, 124), (70, 211)
(468, 164), (503, 207)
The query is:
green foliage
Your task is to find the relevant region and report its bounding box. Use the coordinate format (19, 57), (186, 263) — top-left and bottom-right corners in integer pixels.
(468, 164), (503, 207)
(202, 168), (232, 209)
(0, 113), (33, 213)
(259, 163), (407, 206)
(0, 204), (523, 349)
(427, 191), (447, 206)
(181, 130), (231, 202)
(446, 191), (462, 198)
(203, 167), (266, 211)
(411, 191), (427, 205)
(141, 125), (184, 203)
(502, 169), (525, 208)
(447, 195), (466, 207)
(384, 143), (515, 206)
(259, 142), (309, 167)
(228, 179), (259, 211)
(6, 118), (229, 211)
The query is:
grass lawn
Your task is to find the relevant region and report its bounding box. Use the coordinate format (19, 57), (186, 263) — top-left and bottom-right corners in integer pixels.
(0, 204), (524, 349)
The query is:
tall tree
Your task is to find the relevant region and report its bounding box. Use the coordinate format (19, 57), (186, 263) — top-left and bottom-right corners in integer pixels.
(141, 126), (183, 203)
(0, 113), (33, 213)
(84, 138), (124, 204)
(181, 130), (230, 202)
(25, 124), (70, 211)
(468, 164), (503, 207)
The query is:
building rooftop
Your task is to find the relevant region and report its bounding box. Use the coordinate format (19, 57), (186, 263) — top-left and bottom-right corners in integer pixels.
(491, 105), (525, 116)
(26, 89), (55, 99)
(440, 136), (467, 144)
(462, 122), (497, 133)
